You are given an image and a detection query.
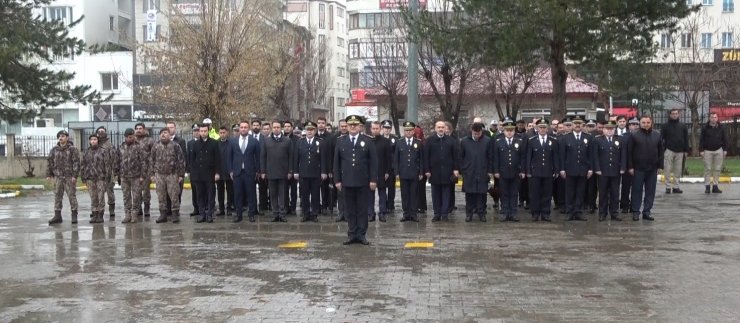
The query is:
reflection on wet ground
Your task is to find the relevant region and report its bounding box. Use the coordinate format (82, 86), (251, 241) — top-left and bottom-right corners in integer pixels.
(1, 185), (739, 321)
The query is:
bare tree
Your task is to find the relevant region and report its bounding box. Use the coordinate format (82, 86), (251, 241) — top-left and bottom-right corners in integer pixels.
(137, 0), (289, 126)
(656, 9), (740, 155)
(366, 32), (408, 136)
(300, 38), (332, 122)
(266, 22), (309, 121)
(481, 65), (546, 121)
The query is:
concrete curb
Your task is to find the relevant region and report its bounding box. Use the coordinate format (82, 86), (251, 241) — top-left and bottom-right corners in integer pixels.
(0, 184), (45, 190)
(0, 190), (21, 198)
(76, 183), (193, 191)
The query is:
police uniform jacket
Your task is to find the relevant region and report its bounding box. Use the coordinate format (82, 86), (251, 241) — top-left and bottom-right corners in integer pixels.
(592, 135), (626, 177)
(459, 135), (492, 193)
(492, 136), (525, 178)
(526, 134), (559, 178)
(423, 134), (460, 185)
(334, 134), (378, 188)
(559, 132), (592, 176)
(294, 136), (328, 178)
(394, 137), (423, 180)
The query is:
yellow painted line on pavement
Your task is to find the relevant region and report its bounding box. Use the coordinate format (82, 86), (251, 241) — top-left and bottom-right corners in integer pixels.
(279, 241), (308, 249)
(404, 241), (434, 249)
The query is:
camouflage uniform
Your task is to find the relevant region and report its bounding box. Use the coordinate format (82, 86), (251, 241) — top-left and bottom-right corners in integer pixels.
(119, 140), (148, 222)
(81, 145), (111, 216)
(136, 133), (155, 215)
(47, 142), (80, 213)
(150, 140), (186, 221)
(98, 135), (119, 216)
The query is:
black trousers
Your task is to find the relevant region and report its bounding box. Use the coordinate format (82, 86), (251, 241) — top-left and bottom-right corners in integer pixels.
(464, 192), (487, 216)
(285, 177), (298, 213)
(258, 177), (269, 211)
(417, 176), (427, 211)
(321, 179), (332, 210)
(385, 171), (396, 211)
(449, 183), (456, 209)
(585, 175), (598, 210)
(499, 177), (520, 216)
(620, 173), (633, 210)
(529, 176), (553, 217)
(565, 175), (586, 216)
(299, 177), (321, 216)
(344, 186), (370, 240)
(519, 177), (529, 205)
(268, 179), (287, 217)
(631, 169), (657, 216)
(400, 178), (418, 218)
(431, 184), (451, 216)
(598, 175), (620, 216)
(216, 179), (234, 211)
(554, 177), (565, 208)
(193, 180), (215, 217)
(191, 180), (199, 213)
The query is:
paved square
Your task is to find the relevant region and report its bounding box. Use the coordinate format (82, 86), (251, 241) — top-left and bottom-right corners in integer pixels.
(1, 185), (739, 322)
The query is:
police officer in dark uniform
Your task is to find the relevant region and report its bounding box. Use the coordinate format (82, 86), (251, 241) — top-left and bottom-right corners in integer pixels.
(334, 115), (378, 245)
(394, 121), (423, 222)
(619, 117), (639, 213)
(593, 120), (626, 221)
(526, 119), (559, 222)
(293, 121), (328, 222)
(559, 116), (593, 221)
(368, 121), (393, 222)
(583, 119), (599, 214)
(381, 120), (397, 214)
(552, 117), (570, 213)
(492, 119), (526, 222)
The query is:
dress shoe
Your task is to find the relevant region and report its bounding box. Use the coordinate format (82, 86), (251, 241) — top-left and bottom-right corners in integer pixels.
(196, 216), (207, 223)
(358, 238), (370, 245)
(598, 215), (607, 222)
(233, 216), (243, 223)
(611, 215), (622, 221)
(400, 217), (409, 222)
(190, 211), (199, 216)
(248, 216), (256, 222)
(379, 214), (387, 222)
(479, 214), (487, 222)
(410, 216), (419, 222)
(368, 214), (376, 222)
(632, 213), (640, 221)
(532, 215), (540, 222)
(311, 216), (319, 222)
(509, 216), (520, 222)
(431, 215), (441, 222)
(672, 188), (683, 194)
(465, 214), (473, 222)
(441, 214), (449, 221)
(541, 215), (552, 222)
(665, 188), (672, 194)
(206, 216), (214, 223)
(216, 210), (225, 216)
(342, 239), (355, 245)
(278, 216), (287, 222)
(575, 214), (587, 221)
(642, 214), (654, 221)
(589, 208), (596, 214)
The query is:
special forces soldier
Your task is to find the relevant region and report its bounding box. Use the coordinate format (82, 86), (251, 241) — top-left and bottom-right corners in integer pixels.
(150, 128), (186, 223)
(593, 120), (626, 221)
(293, 121), (328, 222)
(526, 119), (558, 222)
(81, 134), (112, 224)
(134, 123), (155, 217)
(47, 130), (80, 225)
(492, 119), (526, 222)
(96, 126), (119, 219)
(119, 128), (148, 223)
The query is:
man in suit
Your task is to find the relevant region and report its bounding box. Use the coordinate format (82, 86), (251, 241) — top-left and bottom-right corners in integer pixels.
(381, 120), (397, 213)
(190, 124), (222, 223)
(526, 119), (558, 222)
(559, 116), (593, 221)
(165, 121), (187, 217)
(260, 120), (294, 222)
(424, 120), (460, 222)
(394, 121), (423, 222)
(283, 121), (299, 215)
(293, 121), (328, 222)
(593, 120), (626, 222)
(460, 122), (492, 222)
(331, 119), (348, 222)
(251, 119), (269, 214)
(493, 119), (526, 222)
(227, 121), (260, 222)
(186, 124), (200, 216)
(335, 115), (378, 245)
(216, 126), (235, 216)
(368, 121), (393, 222)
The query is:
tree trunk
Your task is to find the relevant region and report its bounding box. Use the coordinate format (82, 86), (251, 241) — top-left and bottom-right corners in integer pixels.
(549, 37), (568, 121)
(689, 101), (700, 157)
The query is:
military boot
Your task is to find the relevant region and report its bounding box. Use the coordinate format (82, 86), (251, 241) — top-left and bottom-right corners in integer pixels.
(71, 210), (78, 224)
(109, 204), (116, 218)
(143, 204), (151, 217)
(121, 211), (132, 223)
(90, 211), (97, 224)
(171, 210), (181, 223)
(48, 211), (63, 225)
(155, 209), (168, 223)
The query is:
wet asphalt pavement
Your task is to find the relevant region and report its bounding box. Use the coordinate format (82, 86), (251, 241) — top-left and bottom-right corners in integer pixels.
(1, 184), (739, 322)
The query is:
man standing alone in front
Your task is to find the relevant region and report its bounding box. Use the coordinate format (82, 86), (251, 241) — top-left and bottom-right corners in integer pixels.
(628, 116), (664, 221)
(660, 109), (689, 194)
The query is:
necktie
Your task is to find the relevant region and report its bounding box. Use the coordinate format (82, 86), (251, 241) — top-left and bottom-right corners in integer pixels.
(308, 138), (312, 146)
(608, 137), (612, 144)
(351, 136), (356, 146)
(254, 134), (258, 140)
(507, 138), (511, 146)
(576, 134), (580, 141)
(240, 136), (246, 153)
(408, 139), (411, 147)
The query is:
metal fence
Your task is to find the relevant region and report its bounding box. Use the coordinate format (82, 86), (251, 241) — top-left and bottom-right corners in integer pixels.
(78, 130), (194, 151)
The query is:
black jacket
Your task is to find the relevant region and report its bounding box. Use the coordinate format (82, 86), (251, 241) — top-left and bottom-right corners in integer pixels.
(660, 119), (689, 153)
(372, 135), (394, 188)
(423, 134), (460, 185)
(293, 136), (328, 178)
(699, 123), (729, 152)
(628, 128), (664, 171)
(189, 138), (222, 181)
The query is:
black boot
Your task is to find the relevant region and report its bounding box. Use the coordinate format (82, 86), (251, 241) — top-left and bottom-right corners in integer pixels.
(155, 209), (168, 223)
(705, 185), (711, 194)
(379, 213), (387, 222)
(465, 214), (473, 222)
(196, 214), (207, 223)
(109, 204), (116, 218)
(71, 210), (78, 224)
(171, 210), (180, 223)
(479, 214), (487, 222)
(712, 185), (722, 194)
(49, 211), (63, 225)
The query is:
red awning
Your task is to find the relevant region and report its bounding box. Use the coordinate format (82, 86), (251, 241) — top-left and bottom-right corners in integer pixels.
(612, 107), (638, 118)
(710, 107), (740, 121)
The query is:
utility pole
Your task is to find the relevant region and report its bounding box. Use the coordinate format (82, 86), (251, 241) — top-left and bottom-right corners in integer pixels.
(406, 0), (419, 122)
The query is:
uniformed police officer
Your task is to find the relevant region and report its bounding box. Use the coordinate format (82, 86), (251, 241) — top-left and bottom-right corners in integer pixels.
(526, 119), (559, 222)
(619, 117), (640, 213)
(492, 119), (526, 222)
(553, 117), (571, 213)
(293, 121), (328, 222)
(394, 121), (423, 222)
(368, 121), (393, 222)
(583, 119), (599, 214)
(334, 115), (378, 245)
(381, 120), (397, 213)
(459, 122), (492, 222)
(559, 116), (593, 221)
(593, 120), (626, 221)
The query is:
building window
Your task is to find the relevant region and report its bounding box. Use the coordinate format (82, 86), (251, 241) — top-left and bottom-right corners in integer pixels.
(680, 33), (692, 48)
(338, 67), (345, 77)
(721, 32), (734, 47)
(349, 14), (358, 29)
(350, 72), (359, 88)
(143, 0), (160, 12)
(701, 33), (712, 48)
(101, 73), (119, 91)
(723, 0), (734, 11)
(285, 2), (307, 12)
(52, 46), (75, 62)
(703, 0), (713, 4)
(329, 5), (334, 30)
(337, 37), (344, 48)
(338, 7), (345, 18)
(45, 6), (72, 25)
(142, 24), (161, 42)
(660, 34), (672, 48)
(687, 0), (692, 4)
(110, 16), (115, 31)
(319, 34), (325, 47)
(318, 4), (325, 29)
